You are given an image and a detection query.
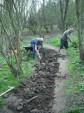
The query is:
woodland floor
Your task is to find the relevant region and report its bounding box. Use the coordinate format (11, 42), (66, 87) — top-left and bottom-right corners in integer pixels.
(0, 45), (83, 113)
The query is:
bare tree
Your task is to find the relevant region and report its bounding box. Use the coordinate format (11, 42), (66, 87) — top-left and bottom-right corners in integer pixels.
(59, 0), (69, 31)
(0, 0), (30, 77)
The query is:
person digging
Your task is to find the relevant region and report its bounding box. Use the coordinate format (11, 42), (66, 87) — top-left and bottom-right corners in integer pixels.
(30, 38), (44, 61)
(59, 28), (74, 52)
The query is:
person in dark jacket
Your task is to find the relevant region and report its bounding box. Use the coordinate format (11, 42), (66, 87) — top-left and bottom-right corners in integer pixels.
(59, 28), (74, 52)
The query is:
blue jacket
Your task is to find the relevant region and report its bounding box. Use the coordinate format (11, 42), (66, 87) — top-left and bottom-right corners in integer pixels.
(31, 39), (42, 46)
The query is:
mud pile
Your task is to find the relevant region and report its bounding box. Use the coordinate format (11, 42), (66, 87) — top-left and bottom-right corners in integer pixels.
(0, 49), (59, 113)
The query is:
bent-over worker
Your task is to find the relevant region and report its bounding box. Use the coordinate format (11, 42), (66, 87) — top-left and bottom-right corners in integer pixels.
(31, 38), (43, 60)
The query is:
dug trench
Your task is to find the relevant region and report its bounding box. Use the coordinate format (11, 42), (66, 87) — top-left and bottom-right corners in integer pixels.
(0, 48), (65, 113)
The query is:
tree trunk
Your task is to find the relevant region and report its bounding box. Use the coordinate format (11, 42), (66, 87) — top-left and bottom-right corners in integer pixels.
(16, 32), (23, 76)
(59, 0), (69, 32)
(75, 0), (84, 61)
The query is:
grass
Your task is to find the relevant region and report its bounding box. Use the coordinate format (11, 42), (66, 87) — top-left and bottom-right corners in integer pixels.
(64, 107), (80, 113)
(0, 97), (5, 107)
(45, 36), (60, 47)
(65, 33), (84, 94)
(0, 55), (35, 94)
(66, 46), (84, 94)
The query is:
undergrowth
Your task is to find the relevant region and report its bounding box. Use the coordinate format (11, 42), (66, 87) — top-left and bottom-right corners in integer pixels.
(64, 107), (80, 113)
(46, 34), (84, 113)
(46, 36), (60, 47)
(66, 47), (84, 93)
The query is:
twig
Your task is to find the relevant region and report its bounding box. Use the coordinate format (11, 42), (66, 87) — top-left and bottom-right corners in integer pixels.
(0, 87), (15, 97)
(25, 96), (38, 104)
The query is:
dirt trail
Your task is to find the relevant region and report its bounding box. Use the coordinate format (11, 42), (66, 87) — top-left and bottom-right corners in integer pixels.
(0, 46), (68, 113)
(44, 45), (68, 113)
(52, 55), (68, 113)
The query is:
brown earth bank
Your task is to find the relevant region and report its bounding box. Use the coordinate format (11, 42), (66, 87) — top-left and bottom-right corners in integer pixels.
(0, 49), (59, 113)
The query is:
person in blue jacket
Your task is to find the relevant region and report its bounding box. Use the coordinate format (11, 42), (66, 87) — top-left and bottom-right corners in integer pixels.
(59, 28), (74, 52)
(31, 38), (43, 60)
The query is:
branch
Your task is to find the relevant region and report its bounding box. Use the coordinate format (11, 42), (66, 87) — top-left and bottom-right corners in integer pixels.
(24, 96), (38, 104)
(0, 17), (18, 62)
(63, 0), (69, 22)
(59, 0), (64, 23)
(11, 0), (20, 29)
(0, 3), (5, 8)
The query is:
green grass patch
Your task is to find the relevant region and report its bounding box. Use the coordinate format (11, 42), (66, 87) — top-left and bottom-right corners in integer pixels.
(0, 55), (35, 94)
(46, 36), (60, 47)
(63, 34), (84, 94)
(66, 34), (84, 94)
(64, 107), (80, 113)
(66, 47), (84, 94)
(0, 97), (5, 107)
